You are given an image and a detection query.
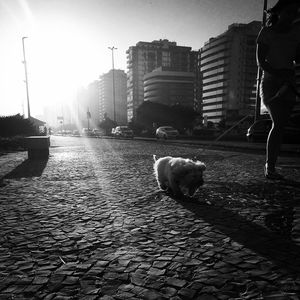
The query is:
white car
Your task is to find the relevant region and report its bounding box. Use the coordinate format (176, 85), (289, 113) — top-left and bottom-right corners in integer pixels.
(113, 126), (134, 138)
(82, 128), (93, 136)
(72, 129), (80, 136)
(156, 126), (179, 139)
(92, 129), (103, 137)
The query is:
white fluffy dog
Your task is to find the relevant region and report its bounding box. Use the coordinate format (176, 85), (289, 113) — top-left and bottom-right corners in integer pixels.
(153, 155), (206, 197)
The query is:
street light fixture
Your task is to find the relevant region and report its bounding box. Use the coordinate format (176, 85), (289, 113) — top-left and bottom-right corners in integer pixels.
(22, 36), (31, 119)
(108, 46), (117, 122)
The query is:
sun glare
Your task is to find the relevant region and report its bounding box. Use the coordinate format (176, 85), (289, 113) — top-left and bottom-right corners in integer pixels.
(2, 1), (121, 117)
(23, 18), (109, 115)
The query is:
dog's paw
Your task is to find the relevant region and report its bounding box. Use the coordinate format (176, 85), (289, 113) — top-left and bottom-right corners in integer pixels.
(166, 190), (185, 200)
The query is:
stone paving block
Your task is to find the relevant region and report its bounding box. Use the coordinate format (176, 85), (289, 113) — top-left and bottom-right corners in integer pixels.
(161, 286), (177, 298)
(152, 260), (170, 269)
(178, 287), (197, 299)
(196, 294), (218, 300)
(142, 289), (165, 300)
(33, 276), (49, 285)
(23, 284), (43, 296)
(166, 277), (187, 288)
(147, 267), (166, 276)
(80, 296), (98, 300)
(144, 275), (165, 290)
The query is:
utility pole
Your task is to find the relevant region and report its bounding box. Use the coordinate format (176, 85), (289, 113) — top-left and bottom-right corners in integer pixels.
(22, 36), (31, 118)
(255, 0), (268, 121)
(87, 108), (91, 131)
(108, 46), (117, 122)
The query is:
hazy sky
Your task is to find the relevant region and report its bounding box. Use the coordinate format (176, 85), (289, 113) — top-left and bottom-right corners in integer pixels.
(0, 0), (277, 117)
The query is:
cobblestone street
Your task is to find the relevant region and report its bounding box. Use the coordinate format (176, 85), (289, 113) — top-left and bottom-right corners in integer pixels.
(0, 136), (300, 300)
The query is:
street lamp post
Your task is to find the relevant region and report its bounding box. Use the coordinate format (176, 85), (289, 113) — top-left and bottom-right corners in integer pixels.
(22, 36), (31, 119)
(108, 46), (117, 122)
(87, 108), (91, 131)
(255, 0), (268, 121)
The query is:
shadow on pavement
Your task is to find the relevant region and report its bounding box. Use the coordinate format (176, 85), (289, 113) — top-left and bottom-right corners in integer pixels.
(171, 181), (300, 274)
(2, 158), (48, 179)
(279, 178), (300, 188)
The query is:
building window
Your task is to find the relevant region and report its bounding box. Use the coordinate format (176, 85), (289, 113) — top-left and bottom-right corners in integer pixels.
(162, 51), (171, 67)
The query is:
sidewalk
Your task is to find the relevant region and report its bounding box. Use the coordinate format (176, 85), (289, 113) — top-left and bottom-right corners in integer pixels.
(0, 136), (300, 299)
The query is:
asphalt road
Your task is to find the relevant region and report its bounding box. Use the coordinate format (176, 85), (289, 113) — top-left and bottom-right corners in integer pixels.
(0, 136), (300, 299)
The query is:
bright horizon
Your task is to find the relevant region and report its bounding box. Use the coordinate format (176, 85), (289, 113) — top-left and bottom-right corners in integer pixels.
(0, 0), (277, 119)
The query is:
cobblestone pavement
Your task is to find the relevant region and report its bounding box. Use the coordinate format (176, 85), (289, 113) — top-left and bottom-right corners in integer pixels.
(0, 136), (300, 300)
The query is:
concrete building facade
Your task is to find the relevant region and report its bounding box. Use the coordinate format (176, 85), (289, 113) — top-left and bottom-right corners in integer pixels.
(99, 69), (127, 125)
(200, 21), (261, 123)
(144, 67), (195, 107)
(126, 39), (198, 122)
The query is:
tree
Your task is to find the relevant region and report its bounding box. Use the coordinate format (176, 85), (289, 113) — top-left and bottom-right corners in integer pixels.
(0, 114), (38, 137)
(98, 113), (117, 135)
(136, 101), (199, 132)
(170, 104), (199, 131)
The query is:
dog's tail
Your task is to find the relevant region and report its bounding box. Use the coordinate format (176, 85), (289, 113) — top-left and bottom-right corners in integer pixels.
(153, 154), (157, 162)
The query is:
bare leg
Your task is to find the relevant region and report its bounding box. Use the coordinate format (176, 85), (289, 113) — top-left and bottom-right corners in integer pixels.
(266, 101), (293, 171)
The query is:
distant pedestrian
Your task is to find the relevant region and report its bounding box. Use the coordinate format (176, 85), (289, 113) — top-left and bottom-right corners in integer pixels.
(256, 0), (300, 180)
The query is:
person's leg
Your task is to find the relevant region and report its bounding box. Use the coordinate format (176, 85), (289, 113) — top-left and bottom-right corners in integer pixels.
(265, 101), (293, 174)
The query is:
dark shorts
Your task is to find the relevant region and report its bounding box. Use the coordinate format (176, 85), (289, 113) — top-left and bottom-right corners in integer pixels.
(260, 74), (296, 107)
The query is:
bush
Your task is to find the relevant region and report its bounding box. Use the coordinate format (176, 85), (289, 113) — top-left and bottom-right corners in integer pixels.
(0, 114), (38, 137)
(0, 136), (26, 152)
(136, 101), (199, 132)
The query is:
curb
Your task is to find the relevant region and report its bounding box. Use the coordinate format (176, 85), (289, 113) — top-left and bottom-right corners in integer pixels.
(133, 137), (300, 156)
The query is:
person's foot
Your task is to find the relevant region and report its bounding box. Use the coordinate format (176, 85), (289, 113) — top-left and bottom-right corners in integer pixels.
(264, 164), (284, 180)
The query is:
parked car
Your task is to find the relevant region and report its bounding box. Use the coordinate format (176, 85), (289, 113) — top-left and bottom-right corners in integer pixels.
(92, 129), (102, 137)
(246, 117), (300, 143)
(82, 128), (93, 136)
(156, 126), (179, 139)
(113, 126), (134, 138)
(72, 129), (80, 136)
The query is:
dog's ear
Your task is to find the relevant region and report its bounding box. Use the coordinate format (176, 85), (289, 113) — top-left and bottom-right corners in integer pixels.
(199, 163), (206, 171)
(195, 161), (206, 171)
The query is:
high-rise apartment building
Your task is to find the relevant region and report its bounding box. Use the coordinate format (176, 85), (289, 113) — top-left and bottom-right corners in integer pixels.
(126, 39), (198, 122)
(99, 69), (127, 125)
(144, 67), (195, 107)
(200, 21), (261, 123)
